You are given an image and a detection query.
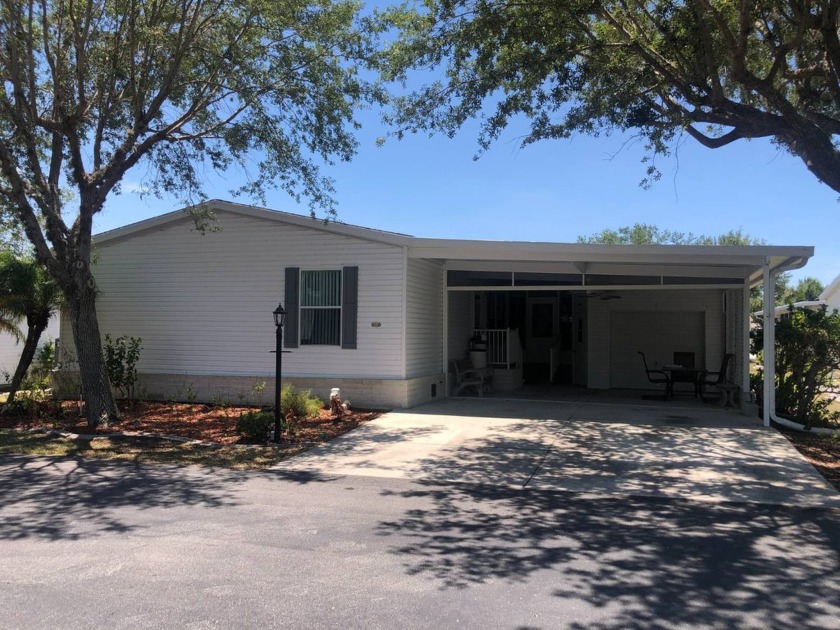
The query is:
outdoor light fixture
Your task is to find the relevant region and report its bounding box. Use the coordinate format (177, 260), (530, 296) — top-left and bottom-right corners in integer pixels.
(273, 303), (287, 328)
(273, 302), (286, 443)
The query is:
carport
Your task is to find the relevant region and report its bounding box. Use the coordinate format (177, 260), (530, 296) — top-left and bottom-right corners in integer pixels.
(279, 398), (840, 507)
(409, 239), (813, 421)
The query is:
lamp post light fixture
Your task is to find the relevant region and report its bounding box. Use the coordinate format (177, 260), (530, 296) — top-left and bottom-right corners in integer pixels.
(273, 302), (287, 443)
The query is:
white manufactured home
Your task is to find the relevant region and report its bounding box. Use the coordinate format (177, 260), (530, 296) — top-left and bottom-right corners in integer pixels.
(0, 317), (60, 385)
(59, 200), (812, 410)
(820, 273), (840, 312)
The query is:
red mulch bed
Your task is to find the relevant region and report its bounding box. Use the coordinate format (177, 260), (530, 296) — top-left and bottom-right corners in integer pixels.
(0, 400), (382, 445)
(780, 428), (840, 492)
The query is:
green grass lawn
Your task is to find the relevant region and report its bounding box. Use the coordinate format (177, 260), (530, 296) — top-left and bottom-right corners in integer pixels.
(0, 431), (303, 470)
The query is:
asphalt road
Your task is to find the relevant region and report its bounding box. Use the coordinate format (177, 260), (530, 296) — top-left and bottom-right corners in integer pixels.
(2, 454), (840, 629)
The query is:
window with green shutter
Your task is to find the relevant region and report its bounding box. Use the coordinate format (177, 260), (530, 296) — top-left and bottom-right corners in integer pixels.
(285, 267), (357, 348)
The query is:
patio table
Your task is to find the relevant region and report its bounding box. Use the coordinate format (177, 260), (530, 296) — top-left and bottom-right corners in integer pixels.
(662, 365), (701, 397)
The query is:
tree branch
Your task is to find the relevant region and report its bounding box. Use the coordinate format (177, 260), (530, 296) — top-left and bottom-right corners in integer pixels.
(683, 125), (753, 148)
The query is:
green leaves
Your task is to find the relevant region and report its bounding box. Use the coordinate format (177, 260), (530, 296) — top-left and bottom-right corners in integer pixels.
(763, 305), (840, 427)
(103, 334), (143, 403)
(576, 223), (764, 246)
(379, 0), (840, 193)
(0, 0), (386, 237)
(0, 253), (61, 329)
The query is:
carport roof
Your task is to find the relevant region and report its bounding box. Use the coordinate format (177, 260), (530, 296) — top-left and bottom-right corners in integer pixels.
(407, 239), (812, 287)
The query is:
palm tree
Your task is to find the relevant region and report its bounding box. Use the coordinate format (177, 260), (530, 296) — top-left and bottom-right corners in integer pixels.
(0, 303), (24, 345)
(0, 252), (62, 405)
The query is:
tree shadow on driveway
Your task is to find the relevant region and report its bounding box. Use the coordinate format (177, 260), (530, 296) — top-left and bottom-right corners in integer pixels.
(0, 455), (243, 541)
(376, 482), (840, 628)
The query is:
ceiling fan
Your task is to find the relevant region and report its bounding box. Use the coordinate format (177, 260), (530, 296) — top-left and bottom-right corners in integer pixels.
(573, 290), (622, 301)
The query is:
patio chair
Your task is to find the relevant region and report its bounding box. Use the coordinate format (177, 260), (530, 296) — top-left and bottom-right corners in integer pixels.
(638, 351), (672, 399)
(451, 359), (488, 397)
(698, 353), (734, 402)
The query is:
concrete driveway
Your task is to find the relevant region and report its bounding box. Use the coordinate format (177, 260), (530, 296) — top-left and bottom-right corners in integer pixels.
(279, 398), (840, 507)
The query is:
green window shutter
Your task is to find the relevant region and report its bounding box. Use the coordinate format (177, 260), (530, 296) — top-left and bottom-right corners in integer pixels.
(284, 267), (299, 348)
(342, 266), (358, 349)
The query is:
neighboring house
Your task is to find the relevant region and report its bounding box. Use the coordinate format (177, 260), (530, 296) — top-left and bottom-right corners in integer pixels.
(57, 200), (813, 408)
(768, 272), (840, 318)
(769, 300), (824, 319)
(0, 316), (60, 384)
(820, 273), (840, 312)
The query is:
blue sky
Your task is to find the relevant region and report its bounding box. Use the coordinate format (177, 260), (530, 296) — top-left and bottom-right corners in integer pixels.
(100, 111), (840, 286)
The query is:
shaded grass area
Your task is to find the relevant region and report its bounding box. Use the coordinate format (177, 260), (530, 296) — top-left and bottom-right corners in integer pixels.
(0, 431), (304, 470)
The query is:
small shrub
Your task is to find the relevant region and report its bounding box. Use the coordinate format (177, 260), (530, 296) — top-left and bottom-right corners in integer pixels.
(8, 341), (59, 421)
(210, 390), (231, 407)
(251, 379), (267, 405)
(281, 384), (322, 435)
(281, 384), (322, 419)
(34, 341), (57, 375)
(104, 334), (143, 405)
(236, 410), (274, 443)
(184, 381), (198, 404)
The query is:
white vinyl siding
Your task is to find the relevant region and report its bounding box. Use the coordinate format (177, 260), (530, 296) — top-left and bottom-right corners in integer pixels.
(405, 258), (444, 378)
(587, 289), (725, 389)
(609, 311), (706, 390)
(68, 211), (405, 379)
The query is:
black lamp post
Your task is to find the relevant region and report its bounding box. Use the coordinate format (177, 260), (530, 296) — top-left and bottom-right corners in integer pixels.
(273, 302), (287, 443)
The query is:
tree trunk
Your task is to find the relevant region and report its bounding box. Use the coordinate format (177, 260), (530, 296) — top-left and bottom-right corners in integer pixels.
(5, 318), (47, 405)
(65, 272), (119, 428)
(781, 122), (840, 196)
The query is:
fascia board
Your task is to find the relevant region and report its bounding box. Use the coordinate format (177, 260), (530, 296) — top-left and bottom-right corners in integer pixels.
(94, 199), (414, 248)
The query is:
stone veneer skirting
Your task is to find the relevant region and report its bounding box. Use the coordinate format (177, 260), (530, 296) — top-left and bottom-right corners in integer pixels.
(52, 371), (447, 410)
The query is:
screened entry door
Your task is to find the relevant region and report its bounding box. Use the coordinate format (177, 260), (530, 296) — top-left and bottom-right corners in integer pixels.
(525, 296), (557, 366)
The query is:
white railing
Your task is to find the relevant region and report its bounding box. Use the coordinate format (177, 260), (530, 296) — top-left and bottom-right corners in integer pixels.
(472, 328), (520, 369)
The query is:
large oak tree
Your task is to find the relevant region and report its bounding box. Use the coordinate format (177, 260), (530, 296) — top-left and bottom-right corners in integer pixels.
(0, 0), (384, 426)
(382, 0), (840, 192)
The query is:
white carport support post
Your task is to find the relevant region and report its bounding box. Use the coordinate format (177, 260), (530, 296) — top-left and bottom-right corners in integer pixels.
(762, 259), (775, 427)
